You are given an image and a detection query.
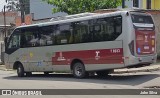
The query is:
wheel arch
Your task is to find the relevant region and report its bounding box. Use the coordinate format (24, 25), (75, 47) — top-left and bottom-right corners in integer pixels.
(13, 61), (23, 70)
(70, 59), (84, 71)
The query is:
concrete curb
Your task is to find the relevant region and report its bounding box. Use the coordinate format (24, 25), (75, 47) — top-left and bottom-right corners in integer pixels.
(114, 65), (160, 73)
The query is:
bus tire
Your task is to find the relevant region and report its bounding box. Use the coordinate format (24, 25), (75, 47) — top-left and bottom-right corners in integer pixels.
(72, 62), (86, 78)
(17, 64), (24, 77)
(44, 72), (51, 75)
(96, 71), (109, 77)
(26, 72), (32, 76)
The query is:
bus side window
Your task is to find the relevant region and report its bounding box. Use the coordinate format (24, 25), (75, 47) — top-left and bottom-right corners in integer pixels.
(102, 16), (122, 41)
(74, 21), (89, 43)
(114, 16), (122, 34)
(56, 23), (71, 44)
(21, 27), (40, 47)
(8, 30), (21, 49)
(112, 16), (122, 40)
(73, 22), (81, 43)
(39, 25), (55, 46)
(30, 33), (39, 46)
(87, 19), (102, 42)
(20, 33), (27, 48)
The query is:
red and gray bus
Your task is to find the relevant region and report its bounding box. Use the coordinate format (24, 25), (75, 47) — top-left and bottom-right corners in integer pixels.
(4, 10), (156, 78)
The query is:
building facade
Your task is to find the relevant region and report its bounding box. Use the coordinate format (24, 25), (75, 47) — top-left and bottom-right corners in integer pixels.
(0, 11), (17, 63)
(142, 0), (160, 9)
(124, 0), (160, 9)
(20, 0), (66, 20)
(119, 0), (143, 8)
(0, 12), (17, 41)
(14, 0), (67, 26)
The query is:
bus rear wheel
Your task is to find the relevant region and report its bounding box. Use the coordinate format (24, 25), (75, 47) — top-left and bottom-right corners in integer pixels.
(26, 72), (32, 76)
(96, 71), (109, 77)
(72, 62), (87, 78)
(17, 64), (25, 77)
(44, 72), (52, 75)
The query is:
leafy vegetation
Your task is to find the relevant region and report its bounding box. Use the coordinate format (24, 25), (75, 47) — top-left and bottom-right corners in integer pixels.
(42, 0), (122, 14)
(6, 0), (20, 11)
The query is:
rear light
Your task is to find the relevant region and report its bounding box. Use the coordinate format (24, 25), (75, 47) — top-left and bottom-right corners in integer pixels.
(129, 40), (134, 55)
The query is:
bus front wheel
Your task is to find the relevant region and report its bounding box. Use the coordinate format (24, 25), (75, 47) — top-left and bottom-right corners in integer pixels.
(72, 62), (87, 78)
(17, 64), (25, 77)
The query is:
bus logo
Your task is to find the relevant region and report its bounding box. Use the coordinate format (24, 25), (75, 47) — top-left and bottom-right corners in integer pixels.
(145, 35), (148, 42)
(57, 52), (66, 61)
(95, 51), (100, 60)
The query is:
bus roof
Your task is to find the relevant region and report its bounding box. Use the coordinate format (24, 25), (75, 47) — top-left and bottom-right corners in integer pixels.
(16, 10), (148, 29)
(50, 12), (96, 21)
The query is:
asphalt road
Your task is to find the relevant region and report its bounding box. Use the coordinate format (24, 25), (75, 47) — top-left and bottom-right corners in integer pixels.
(0, 69), (160, 98)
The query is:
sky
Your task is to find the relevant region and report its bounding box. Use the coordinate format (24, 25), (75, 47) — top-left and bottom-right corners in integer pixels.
(0, 0), (7, 11)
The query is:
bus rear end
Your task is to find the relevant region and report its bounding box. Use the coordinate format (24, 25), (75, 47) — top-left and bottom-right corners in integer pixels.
(127, 12), (157, 67)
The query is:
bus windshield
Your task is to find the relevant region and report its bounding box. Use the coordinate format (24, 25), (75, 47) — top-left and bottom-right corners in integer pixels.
(131, 14), (154, 24)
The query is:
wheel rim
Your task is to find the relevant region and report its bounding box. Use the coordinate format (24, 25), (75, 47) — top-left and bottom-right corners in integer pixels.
(75, 64), (83, 76)
(17, 66), (21, 74)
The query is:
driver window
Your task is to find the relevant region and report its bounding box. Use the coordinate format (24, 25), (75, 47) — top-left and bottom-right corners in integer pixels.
(8, 30), (21, 49)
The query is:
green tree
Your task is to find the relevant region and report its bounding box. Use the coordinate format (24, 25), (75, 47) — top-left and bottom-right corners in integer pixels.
(6, 0), (20, 11)
(42, 0), (122, 15)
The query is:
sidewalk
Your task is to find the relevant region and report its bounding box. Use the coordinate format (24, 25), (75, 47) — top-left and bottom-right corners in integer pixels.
(114, 64), (160, 73)
(0, 65), (12, 71)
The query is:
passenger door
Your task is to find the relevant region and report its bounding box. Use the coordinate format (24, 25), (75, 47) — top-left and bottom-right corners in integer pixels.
(5, 29), (22, 67)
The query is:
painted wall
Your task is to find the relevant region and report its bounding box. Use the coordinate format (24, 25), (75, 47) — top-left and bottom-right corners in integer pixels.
(154, 0), (160, 9)
(142, 0), (160, 9)
(142, 0), (146, 9)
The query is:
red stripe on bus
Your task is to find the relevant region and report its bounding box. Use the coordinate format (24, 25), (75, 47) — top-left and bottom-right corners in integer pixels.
(52, 48), (124, 65)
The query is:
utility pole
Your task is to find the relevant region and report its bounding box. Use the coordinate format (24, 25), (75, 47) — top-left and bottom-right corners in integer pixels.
(20, 0), (25, 23)
(122, 0), (125, 8)
(3, 6), (6, 38)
